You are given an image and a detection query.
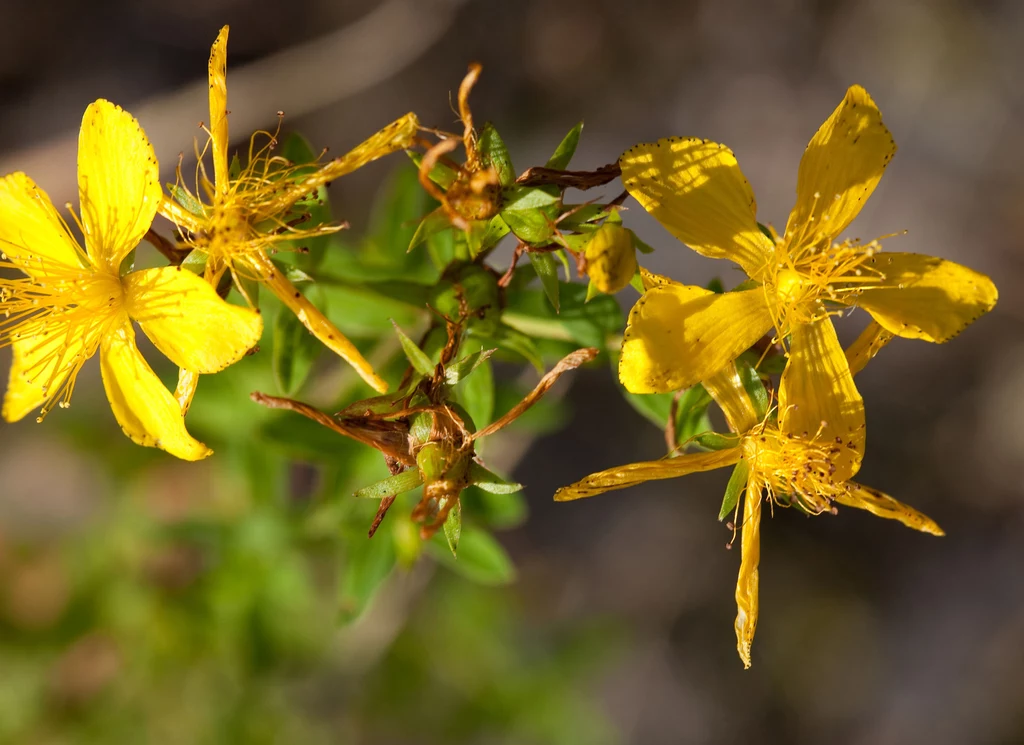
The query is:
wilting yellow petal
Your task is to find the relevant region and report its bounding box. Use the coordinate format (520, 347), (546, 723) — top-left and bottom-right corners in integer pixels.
(836, 482), (944, 536)
(554, 447), (741, 502)
(620, 286), (773, 393)
(779, 318), (864, 482)
(734, 483), (761, 669)
(77, 100), (161, 273)
(639, 266), (681, 291)
(245, 252), (387, 393)
(2, 314), (94, 422)
(99, 323), (211, 461)
(845, 320), (893, 377)
(123, 266), (262, 374)
(852, 252), (997, 342)
(619, 138), (774, 277)
(704, 363), (761, 434)
(254, 113), (420, 221)
(783, 86), (895, 251)
(208, 26), (230, 195)
(585, 223), (636, 294)
(0, 173), (83, 275)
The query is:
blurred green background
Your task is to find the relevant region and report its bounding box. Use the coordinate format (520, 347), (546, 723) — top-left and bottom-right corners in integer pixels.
(0, 1), (1022, 743)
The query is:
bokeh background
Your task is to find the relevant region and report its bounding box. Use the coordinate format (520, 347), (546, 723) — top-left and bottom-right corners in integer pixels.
(1, 0), (1022, 743)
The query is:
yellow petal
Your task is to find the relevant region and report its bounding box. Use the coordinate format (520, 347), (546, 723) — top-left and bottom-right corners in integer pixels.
(245, 252), (388, 393)
(253, 113), (420, 221)
(2, 314), (95, 422)
(620, 285), (773, 393)
(0, 173), (83, 275)
(845, 320), (893, 377)
(852, 252), (998, 342)
(704, 363), (761, 434)
(779, 318), (864, 482)
(208, 26), (230, 195)
(554, 447), (741, 502)
(585, 223), (637, 294)
(175, 368), (200, 416)
(619, 138), (774, 277)
(99, 323), (211, 461)
(639, 266), (680, 291)
(77, 100), (161, 273)
(836, 482), (944, 536)
(123, 266), (262, 374)
(734, 482), (761, 669)
(783, 85), (895, 251)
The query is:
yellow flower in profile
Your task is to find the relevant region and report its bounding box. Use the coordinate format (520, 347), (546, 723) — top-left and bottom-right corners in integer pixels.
(555, 346), (942, 668)
(617, 85), (997, 420)
(0, 100), (262, 460)
(160, 26), (419, 394)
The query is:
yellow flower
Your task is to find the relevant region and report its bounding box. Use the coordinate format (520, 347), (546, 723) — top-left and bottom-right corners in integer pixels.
(555, 335), (942, 668)
(617, 85), (997, 408)
(0, 100), (262, 460)
(160, 26), (419, 394)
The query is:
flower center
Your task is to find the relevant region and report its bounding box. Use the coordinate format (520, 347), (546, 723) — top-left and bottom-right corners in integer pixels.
(742, 425), (849, 514)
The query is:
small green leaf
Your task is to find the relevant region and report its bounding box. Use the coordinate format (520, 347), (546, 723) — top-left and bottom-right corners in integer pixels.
(706, 277), (725, 294)
(622, 391), (673, 428)
(468, 462), (523, 494)
(674, 385), (714, 445)
(236, 271), (261, 309)
(354, 469), (424, 500)
(406, 151), (458, 189)
(454, 338), (495, 429)
(694, 432), (741, 450)
(285, 266), (314, 284)
(501, 185), (560, 212)
(272, 306), (322, 395)
(479, 123), (515, 186)
(408, 207), (453, 252)
(180, 248), (209, 275)
(633, 231), (656, 255)
(427, 526), (516, 586)
(445, 347), (497, 386)
(484, 325), (545, 373)
(529, 252), (560, 312)
(167, 183), (206, 216)
(546, 121), (583, 170)
(757, 221), (774, 242)
(719, 459), (749, 521)
(736, 357), (770, 420)
(391, 320), (435, 377)
(502, 209), (554, 245)
(443, 500), (462, 556)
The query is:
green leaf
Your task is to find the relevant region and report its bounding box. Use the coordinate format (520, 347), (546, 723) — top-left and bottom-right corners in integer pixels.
(427, 526), (516, 586)
(365, 165), (433, 263)
(461, 485), (528, 529)
(408, 207), (452, 252)
(706, 277), (725, 294)
(180, 248), (209, 275)
(546, 121), (583, 170)
(406, 150), (458, 189)
(757, 221), (774, 242)
(468, 462), (523, 494)
(719, 459), (749, 521)
(502, 209), (554, 245)
(443, 500), (462, 556)
(280, 131), (320, 172)
(736, 357), (770, 420)
(529, 252), (560, 312)
(454, 338), (495, 429)
(483, 324), (545, 373)
(445, 347), (496, 386)
(622, 391), (673, 428)
(674, 385), (714, 445)
(479, 123), (515, 186)
(167, 183), (206, 216)
(501, 185), (561, 212)
(503, 281), (623, 349)
(392, 320), (435, 377)
(632, 231), (656, 255)
(354, 469), (424, 499)
(338, 531), (396, 623)
(272, 305), (322, 395)
(694, 432), (741, 450)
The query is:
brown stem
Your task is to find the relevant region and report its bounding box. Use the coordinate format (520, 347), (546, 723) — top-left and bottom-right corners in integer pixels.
(144, 228), (191, 265)
(515, 163), (621, 190)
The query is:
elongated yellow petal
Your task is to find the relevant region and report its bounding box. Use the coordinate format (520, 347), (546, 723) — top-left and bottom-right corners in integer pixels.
(620, 285), (773, 393)
(209, 26), (230, 196)
(836, 482), (944, 536)
(704, 363), (761, 434)
(245, 252), (387, 393)
(77, 100), (161, 273)
(845, 320), (893, 376)
(254, 113), (420, 221)
(99, 323), (211, 461)
(852, 252), (997, 342)
(779, 318), (864, 482)
(735, 482), (761, 669)
(0, 173), (83, 275)
(619, 138), (774, 277)
(174, 368), (200, 416)
(2, 314), (95, 422)
(554, 447), (741, 502)
(783, 86), (895, 251)
(639, 266), (680, 291)
(123, 266), (262, 374)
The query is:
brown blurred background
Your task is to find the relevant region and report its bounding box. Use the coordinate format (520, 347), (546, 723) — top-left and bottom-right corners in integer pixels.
(1, 0), (1023, 743)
